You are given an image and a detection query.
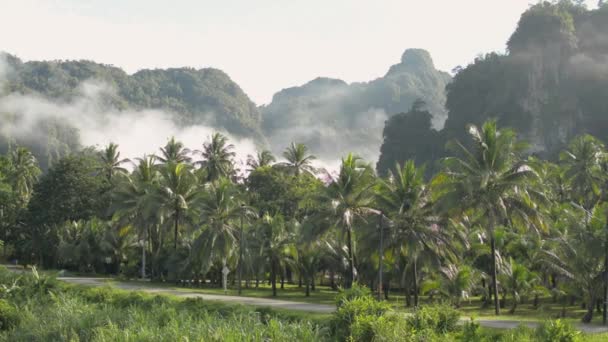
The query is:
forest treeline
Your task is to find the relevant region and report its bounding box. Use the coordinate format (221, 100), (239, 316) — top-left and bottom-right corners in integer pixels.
(3, 118), (608, 323)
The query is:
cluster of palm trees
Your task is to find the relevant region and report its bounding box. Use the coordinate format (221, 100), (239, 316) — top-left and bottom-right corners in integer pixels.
(5, 120), (608, 323)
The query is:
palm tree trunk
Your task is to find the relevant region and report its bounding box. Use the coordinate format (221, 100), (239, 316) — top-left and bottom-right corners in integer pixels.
(413, 257), (419, 307)
(305, 275), (310, 297)
(583, 293), (596, 323)
(490, 236), (500, 315)
(271, 263), (277, 297)
(174, 209), (179, 251)
(311, 275), (316, 291)
(346, 227), (355, 288)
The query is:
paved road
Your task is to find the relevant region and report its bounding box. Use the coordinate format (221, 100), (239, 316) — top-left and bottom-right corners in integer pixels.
(59, 277), (335, 313)
(33, 274), (608, 334)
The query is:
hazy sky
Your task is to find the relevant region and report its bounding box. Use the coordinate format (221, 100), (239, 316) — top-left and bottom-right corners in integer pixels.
(0, 0), (598, 104)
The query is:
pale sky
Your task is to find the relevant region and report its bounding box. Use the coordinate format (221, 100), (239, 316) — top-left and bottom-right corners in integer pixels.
(0, 0), (598, 104)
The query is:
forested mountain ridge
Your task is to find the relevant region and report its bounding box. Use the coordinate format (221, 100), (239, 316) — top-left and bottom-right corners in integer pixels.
(261, 48), (451, 161)
(0, 55), (264, 169)
(378, 2), (608, 176)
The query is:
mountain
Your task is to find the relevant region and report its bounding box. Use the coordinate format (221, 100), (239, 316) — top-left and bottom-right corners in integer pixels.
(377, 3), (608, 176)
(260, 49), (452, 161)
(0, 55), (264, 169)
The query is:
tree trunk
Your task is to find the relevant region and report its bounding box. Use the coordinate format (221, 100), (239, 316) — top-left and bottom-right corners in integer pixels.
(305, 276), (310, 297)
(280, 273), (285, 289)
(271, 264), (277, 297)
(509, 291), (517, 314)
(583, 294), (596, 323)
(330, 270), (336, 290)
(311, 275), (316, 291)
(174, 209), (179, 251)
(141, 237), (146, 279)
(490, 236), (500, 315)
(346, 227), (355, 288)
(413, 257), (419, 307)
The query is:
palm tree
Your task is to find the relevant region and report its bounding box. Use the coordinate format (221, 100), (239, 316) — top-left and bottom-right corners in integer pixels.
(157, 137), (192, 164)
(435, 120), (546, 315)
(560, 135), (605, 210)
(376, 160), (453, 306)
(154, 162), (199, 251)
(542, 202), (605, 322)
(280, 143), (316, 177)
(8, 146), (41, 204)
(98, 143), (129, 183)
(438, 264), (476, 308)
(193, 178), (255, 273)
(247, 150), (276, 171)
(499, 258), (540, 314)
(196, 133), (236, 182)
(111, 155), (160, 278)
(254, 213), (297, 296)
(321, 153), (377, 288)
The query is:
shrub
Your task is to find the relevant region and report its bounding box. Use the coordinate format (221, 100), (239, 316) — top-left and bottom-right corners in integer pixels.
(0, 299), (19, 331)
(332, 295), (392, 340)
(406, 304), (460, 334)
(535, 320), (580, 342)
(335, 283), (372, 308)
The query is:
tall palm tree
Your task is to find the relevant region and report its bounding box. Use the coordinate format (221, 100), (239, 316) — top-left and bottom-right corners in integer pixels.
(560, 135), (605, 210)
(253, 213), (297, 296)
(434, 120), (546, 315)
(98, 143), (129, 183)
(196, 133), (236, 182)
(154, 162), (199, 251)
(247, 150), (276, 171)
(8, 146), (41, 204)
(193, 178), (255, 273)
(111, 155), (160, 278)
(157, 137), (192, 164)
(280, 143), (316, 177)
(376, 161), (453, 306)
(321, 153), (377, 288)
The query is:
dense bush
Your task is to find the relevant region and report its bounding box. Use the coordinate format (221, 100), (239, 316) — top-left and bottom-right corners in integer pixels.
(406, 304), (460, 334)
(0, 300), (19, 331)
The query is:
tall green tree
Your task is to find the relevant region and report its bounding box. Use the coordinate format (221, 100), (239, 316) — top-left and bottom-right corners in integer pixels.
(280, 143), (316, 177)
(8, 147), (41, 204)
(98, 143), (129, 183)
(196, 133), (236, 182)
(157, 137), (192, 164)
(153, 162), (199, 251)
(376, 161), (452, 306)
(435, 120), (545, 315)
(320, 154), (377, 288)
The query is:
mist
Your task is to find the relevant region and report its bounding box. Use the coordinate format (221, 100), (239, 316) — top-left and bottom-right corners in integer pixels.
(0, 60), (258, 167)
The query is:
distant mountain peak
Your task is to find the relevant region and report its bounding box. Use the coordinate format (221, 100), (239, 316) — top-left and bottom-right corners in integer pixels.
(401, 48), (435, 69)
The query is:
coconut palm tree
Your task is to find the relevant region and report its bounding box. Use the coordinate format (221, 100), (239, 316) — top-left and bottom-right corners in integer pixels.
(153, 162), (199, 251)
(8, 146), (41, 204)
(560, 135), (605, 210)
(542, 202), (605, 322)
(98, 143), (129, 183)
(111, 155), (160, 278)
(434, 120), (546, 315)
(253, 213), (297, 297)
(196, 133), (236, 182)
(376, 160), (454, 306)
(157, 137), (192, 164)
(192, 178), (255, 274)
(320, 153), (377, 288)
(247, 150), (276, 171)
(280, 143), (316, 177)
